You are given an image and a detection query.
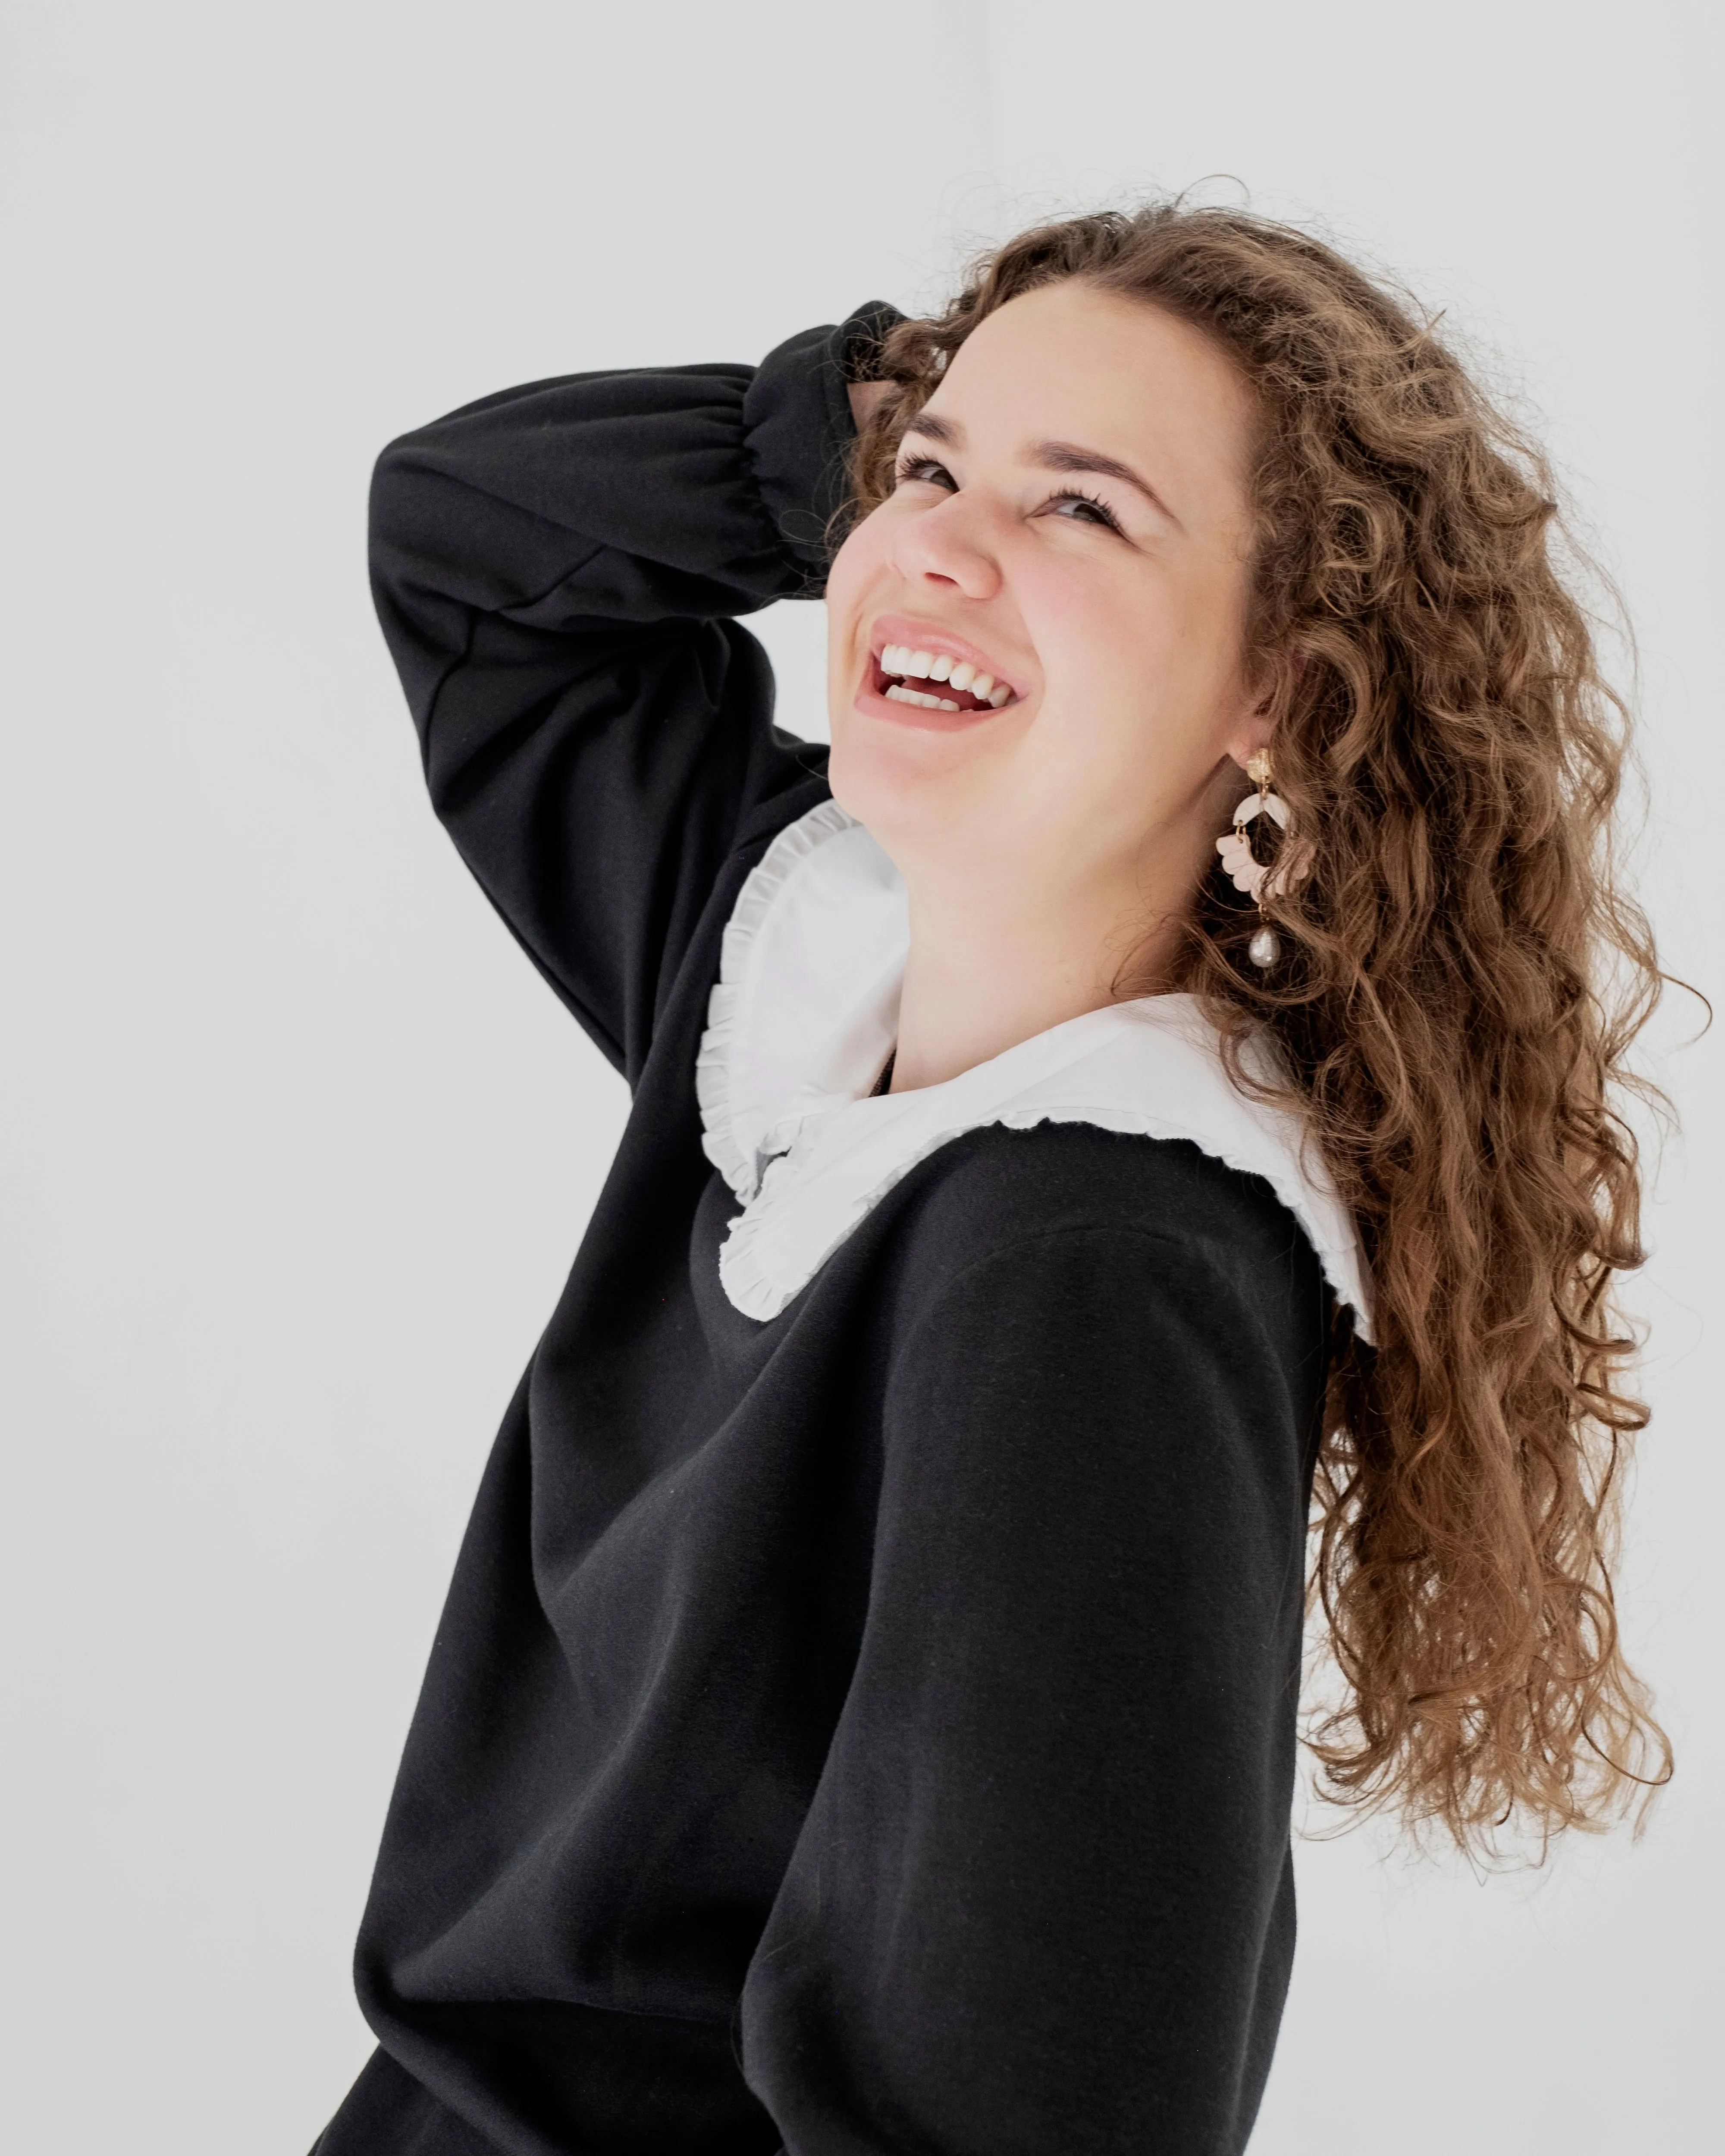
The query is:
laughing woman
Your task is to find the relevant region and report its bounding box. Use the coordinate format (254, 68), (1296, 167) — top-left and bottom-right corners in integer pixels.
(314, 204), (1668, 2156)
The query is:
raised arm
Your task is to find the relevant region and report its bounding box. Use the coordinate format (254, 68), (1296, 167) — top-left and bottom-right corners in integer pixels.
(368, 304), (897, 1077)
(740, 1179), (1324, 2155)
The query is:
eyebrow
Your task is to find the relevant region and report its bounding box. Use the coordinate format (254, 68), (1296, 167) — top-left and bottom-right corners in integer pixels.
(901, 411), (1182, 527)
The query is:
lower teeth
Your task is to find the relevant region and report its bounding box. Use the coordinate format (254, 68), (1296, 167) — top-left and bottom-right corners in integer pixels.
(884, 683), (962, 711)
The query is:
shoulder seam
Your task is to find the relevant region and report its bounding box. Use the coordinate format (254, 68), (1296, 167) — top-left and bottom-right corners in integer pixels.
(903, 1217), (1239, 1336)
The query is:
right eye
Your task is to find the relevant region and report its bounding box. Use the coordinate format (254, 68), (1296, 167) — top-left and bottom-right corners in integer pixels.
(894, 456), (957, 491)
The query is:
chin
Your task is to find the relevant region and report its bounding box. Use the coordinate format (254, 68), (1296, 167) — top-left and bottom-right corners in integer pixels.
(825, 734), (904, 837)
(828, 733), (1006, 874)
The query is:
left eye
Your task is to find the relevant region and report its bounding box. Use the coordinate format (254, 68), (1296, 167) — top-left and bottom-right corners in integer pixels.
(1047, 490), (1121, 532)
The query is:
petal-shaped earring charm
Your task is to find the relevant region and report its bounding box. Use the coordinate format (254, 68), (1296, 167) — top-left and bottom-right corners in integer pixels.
(1214, 749), (1310, 966)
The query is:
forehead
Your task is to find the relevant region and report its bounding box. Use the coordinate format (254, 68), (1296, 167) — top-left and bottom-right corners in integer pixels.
(925, 281), (1258, 514)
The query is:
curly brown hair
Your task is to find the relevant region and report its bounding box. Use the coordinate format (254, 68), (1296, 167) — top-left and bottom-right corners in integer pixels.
(847, 202), (1671, 1852)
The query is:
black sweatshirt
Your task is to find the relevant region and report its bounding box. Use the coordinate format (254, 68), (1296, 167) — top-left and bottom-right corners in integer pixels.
(313, 310), (1328, 2156)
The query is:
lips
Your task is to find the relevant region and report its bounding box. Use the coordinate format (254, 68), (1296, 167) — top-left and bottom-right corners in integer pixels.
(874, 647), (1010, 714)
(862, 617), (1023, 720)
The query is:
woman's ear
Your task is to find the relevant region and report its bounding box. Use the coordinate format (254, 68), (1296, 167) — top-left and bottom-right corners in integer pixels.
(1223, 689), (1277, 775)
(1223, 644), (1303, 771)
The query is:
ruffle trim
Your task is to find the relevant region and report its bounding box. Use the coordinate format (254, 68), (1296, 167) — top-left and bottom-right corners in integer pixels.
(696, 801), (1375, 1342)
(718, 1091), (1373, 1337)
(695, 797), (860, 1203)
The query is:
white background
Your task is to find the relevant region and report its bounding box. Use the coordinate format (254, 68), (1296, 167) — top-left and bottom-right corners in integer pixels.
(2, 3), (1720, 2149)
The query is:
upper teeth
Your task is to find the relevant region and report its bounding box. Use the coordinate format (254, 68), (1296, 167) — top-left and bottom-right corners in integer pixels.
(880, 642), (1012, 707)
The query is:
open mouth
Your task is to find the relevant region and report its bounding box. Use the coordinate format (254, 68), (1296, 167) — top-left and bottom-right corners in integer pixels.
(871, 640), (1019, 715)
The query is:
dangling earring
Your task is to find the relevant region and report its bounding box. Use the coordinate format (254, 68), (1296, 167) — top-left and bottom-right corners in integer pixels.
(1215, 749), (1310, 968)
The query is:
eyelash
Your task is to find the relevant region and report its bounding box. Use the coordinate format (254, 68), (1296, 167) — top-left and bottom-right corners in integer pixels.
(1046, 485), (1124, 535)
(892, 458), (1126, 537)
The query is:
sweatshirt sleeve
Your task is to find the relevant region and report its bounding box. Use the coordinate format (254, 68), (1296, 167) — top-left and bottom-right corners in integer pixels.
(367, 304), (898, 1079)
(739, 1221), (1317, 2156)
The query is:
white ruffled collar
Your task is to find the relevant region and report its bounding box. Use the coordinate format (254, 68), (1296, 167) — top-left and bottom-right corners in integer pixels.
(696, 799), (1373, 1336)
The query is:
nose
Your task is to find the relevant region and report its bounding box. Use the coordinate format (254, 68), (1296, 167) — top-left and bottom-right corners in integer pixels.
(890, 491), (1004, 601)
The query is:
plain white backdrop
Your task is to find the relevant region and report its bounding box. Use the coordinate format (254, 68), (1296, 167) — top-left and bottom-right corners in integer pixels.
(3, 2), (1721, 2149)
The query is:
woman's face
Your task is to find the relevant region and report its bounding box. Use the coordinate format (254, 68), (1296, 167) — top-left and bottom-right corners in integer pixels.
(825, 281), (1266, 918)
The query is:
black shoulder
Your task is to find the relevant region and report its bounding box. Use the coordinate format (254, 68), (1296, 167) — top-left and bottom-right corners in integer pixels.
(879, 1120), (1329, 1361)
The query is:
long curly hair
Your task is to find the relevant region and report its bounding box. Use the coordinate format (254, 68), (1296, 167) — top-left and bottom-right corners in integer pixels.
(847, 203), (1671, 1852)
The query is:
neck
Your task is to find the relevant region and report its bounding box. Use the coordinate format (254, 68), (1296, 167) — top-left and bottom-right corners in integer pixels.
(887, 858), (1188, 1094)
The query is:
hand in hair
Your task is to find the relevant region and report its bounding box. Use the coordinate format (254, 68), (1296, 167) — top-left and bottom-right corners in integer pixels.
(847, 377), (892, 433)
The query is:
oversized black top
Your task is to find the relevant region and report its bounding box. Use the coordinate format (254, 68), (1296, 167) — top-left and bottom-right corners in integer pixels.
(314, 310), (1328, 2156)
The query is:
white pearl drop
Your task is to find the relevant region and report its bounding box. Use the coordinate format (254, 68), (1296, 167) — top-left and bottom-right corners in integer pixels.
(1248, 924), (1280, 968)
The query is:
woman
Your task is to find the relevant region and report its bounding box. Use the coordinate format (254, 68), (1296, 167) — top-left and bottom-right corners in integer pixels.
(314, 204), (1667, 2156)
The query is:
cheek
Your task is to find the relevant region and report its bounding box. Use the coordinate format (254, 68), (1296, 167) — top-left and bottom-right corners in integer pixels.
(823, 512), (894, 684)
(1030, 557), (1246, 746)
(1020, 563), (1165, 751)
(823, 520), (891, 806)
(1007, 562), (1251, 858)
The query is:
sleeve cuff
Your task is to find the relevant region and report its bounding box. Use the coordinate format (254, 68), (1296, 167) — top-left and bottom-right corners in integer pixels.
(742, 299), (905, 586)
